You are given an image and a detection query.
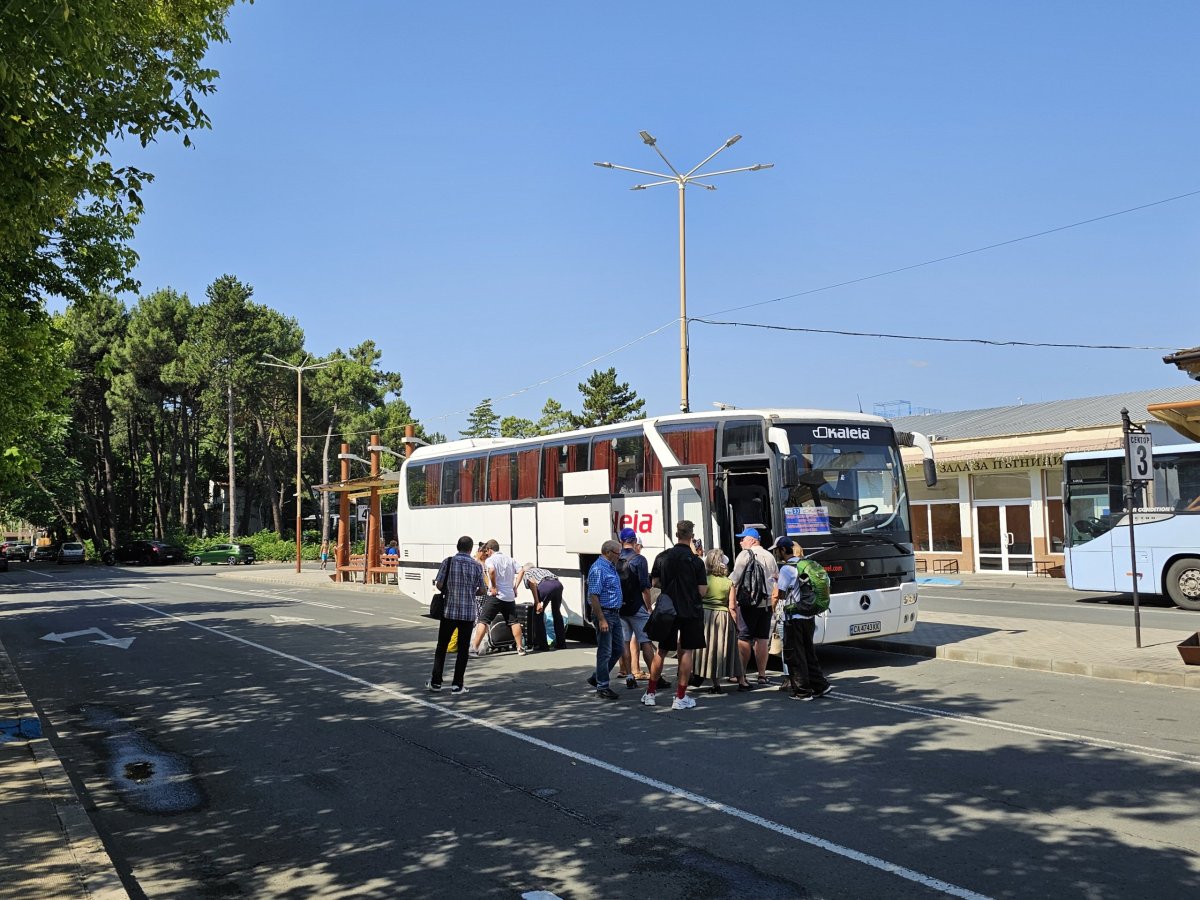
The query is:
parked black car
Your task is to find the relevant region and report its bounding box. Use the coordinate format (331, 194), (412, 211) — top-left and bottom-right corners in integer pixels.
(103, 540), (186, 566)
(2, 542), (32, 561)
(31, 544), (59, 561)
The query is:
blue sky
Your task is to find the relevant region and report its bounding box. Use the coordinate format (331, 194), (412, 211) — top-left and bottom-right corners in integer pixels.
(117, 1), (1199, 434)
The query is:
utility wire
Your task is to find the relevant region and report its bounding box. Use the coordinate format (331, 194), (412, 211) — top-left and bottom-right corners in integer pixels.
(691, 319), (1174, 351)
(307, 187), (1198, 438)
(699, 187), (1200, 318)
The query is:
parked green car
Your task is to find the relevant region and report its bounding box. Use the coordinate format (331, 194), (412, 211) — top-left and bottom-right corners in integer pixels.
(191, 543), (257, 566)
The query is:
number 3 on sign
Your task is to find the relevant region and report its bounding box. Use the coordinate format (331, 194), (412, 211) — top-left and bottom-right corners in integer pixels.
(1127, 433), (1153, 482)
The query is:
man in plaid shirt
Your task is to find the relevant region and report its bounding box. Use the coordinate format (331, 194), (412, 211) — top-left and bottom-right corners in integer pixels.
(427, 535), (485, 694)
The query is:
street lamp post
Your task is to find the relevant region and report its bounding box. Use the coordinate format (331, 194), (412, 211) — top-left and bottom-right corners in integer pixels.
(261, 353), (334, 573)
(596, 132), (773, 413)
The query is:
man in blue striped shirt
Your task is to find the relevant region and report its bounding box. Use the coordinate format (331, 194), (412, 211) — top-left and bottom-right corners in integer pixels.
(586, 539), (625, 699)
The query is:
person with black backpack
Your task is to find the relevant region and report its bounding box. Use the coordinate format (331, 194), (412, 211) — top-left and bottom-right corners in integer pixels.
(729, 527), (779, 688)
(615, 528), (667, 692)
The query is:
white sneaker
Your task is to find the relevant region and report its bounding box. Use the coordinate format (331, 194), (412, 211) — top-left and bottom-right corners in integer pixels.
(640, 691), (657, 707)
(671, 695), (696, 710)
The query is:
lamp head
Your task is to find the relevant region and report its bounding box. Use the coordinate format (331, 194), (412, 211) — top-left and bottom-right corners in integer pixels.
(639, 130), (656, 146)
(594, 161), (614, 168)
(725, 134), (742, 147)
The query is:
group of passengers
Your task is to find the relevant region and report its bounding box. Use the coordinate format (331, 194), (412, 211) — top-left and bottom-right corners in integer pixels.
(425, 526), (831, 705)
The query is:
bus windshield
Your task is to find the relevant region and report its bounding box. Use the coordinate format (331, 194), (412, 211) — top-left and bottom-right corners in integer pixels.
(779, 424), (911, 545)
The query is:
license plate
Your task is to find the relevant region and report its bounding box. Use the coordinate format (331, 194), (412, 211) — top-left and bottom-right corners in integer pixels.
(849, 621), (881, 635)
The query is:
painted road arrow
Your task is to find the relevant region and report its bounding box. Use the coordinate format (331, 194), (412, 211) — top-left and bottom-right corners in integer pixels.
(41, 627), (136, 650)
(270, 614), (345, 634)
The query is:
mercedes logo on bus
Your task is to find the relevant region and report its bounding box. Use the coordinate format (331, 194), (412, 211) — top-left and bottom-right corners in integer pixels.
(859, 594), (872, 610)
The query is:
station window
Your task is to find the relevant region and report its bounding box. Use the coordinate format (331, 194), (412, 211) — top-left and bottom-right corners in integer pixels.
(911, 503), (962, 552)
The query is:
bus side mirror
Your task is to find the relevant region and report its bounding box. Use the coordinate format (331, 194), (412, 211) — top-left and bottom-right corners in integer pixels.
(924, 459), (938, 488)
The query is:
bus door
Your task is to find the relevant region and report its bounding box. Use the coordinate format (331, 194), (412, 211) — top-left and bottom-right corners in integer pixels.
(563, 469), (612, 554)
(661, 466), (712, 550)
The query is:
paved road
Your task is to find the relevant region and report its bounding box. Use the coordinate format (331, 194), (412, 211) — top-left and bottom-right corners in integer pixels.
(2, 564), (1198, 898)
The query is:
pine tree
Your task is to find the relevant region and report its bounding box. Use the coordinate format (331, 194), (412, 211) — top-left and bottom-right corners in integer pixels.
(537, 398), (576, 435)
(500, 416), (539, 438)
(573, 368), (645, 429)
(462, 398), (500, 438)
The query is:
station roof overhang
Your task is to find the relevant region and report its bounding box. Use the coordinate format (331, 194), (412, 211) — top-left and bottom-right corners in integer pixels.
(1147, 398), (1200, 442)
(1163, 346), (1200, 382)
(314, 472), (401, 501)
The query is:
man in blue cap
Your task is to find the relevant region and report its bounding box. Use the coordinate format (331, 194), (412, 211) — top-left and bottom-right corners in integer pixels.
(729, 526), (779, 686)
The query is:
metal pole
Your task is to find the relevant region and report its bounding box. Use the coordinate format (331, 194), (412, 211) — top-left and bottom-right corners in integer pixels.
(678, 182), (689, 413)
(295, 368), (303, 574)
(1121, 408), (1142, 648)
(337, 443), (349, 581)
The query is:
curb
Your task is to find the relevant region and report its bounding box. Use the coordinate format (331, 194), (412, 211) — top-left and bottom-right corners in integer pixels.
(212, 569), (398, 593)
(857, 637), (1200, 690)
(0, 640), (130, 899)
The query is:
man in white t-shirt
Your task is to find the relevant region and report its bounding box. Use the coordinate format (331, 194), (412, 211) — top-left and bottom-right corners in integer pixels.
(470, 539), (526, 656)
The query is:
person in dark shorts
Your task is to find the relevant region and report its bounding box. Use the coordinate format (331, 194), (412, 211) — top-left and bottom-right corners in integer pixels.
(642, 519), (708, 710)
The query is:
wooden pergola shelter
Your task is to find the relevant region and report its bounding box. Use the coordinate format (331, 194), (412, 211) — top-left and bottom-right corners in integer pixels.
(314, 425), (417, 583)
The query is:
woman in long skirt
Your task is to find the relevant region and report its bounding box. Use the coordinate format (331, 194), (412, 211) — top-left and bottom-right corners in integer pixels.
(693, 549), (743, 693)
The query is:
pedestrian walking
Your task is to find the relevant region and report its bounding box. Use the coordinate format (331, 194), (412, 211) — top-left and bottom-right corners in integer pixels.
(642, 519), (708, 710)
(426, 535), (486, 694)
(319, 539), (330, 571)
(586, 540), (625, 699)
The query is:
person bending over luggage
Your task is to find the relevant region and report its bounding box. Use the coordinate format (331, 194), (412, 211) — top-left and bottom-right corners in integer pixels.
(470, 539), (526, 657)
(515, 562), (564, 651)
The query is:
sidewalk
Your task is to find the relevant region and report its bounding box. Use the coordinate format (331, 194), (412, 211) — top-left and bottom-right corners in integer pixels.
(0, 639), (129, 899)
(868, 570), (1200, 689)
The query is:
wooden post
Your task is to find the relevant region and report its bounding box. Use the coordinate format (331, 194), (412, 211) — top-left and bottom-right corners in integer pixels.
(365, 434), (381, 582)
(337, 442), (350, 581)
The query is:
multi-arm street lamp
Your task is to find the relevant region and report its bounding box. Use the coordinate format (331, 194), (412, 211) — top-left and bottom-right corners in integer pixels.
(261, 353), (335, 573)
(595, 132), (773, 413)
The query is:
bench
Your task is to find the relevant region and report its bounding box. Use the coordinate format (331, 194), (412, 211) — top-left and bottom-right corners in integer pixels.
(368, 555), (399, 584)
(336, 554), (367, 582)
(1027, 560), (1056, 578)
(932, 559), (959, 575)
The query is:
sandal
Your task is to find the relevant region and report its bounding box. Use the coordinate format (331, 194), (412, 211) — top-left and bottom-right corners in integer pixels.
(707, 683), (724, 695)
(737, 682), (753, 692)
(756, 675), (776, 686)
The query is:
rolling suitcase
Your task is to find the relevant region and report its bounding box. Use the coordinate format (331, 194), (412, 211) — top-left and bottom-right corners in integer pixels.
(485, 618), (517, 653)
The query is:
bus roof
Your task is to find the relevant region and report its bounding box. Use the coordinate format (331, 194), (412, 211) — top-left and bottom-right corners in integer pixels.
(407, 407), (892, 462)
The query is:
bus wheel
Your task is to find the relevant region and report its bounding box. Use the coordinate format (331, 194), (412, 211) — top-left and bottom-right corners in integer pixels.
(1164, 558), (1200, 611)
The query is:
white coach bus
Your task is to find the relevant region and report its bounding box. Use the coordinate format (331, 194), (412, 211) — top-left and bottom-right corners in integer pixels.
(394, 409), (937, 645)
(1064, 442), (1200, 610)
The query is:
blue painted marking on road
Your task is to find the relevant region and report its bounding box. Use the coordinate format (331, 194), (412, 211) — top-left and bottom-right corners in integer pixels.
(0, 718), (42, 742)
(918, 576), (962, 586)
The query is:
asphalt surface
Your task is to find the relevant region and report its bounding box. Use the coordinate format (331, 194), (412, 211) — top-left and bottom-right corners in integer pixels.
(2, 562), (1199, 898)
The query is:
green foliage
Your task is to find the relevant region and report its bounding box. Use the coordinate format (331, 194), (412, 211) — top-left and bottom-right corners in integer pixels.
(500, 416), (539, 438)
(572, 368), (645, 429)
(0, 0), (241, 307)
(537, 397), (575, 435)
(462, 398), (500, 438)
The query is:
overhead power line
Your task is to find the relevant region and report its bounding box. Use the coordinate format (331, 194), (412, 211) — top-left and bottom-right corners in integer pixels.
(700, 187), (1200, 318)
(691, 319), (1174, 351)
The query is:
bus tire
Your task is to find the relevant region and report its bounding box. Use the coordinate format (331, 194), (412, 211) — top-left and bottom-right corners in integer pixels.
(1164, 558), (1200, 611)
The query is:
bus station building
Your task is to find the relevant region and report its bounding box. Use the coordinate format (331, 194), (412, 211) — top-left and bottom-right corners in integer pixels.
(893, 386), (1200, 576)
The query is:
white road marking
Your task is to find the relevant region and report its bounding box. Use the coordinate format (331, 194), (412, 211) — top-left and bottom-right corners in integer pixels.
(302, 601), (342, 610)
(93, 589), (990, 900)
(347, 609), (375, 616)
(269, 614), (345, 635)
(389, 616), (423, 625)
(837, 693), (1200, 766)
